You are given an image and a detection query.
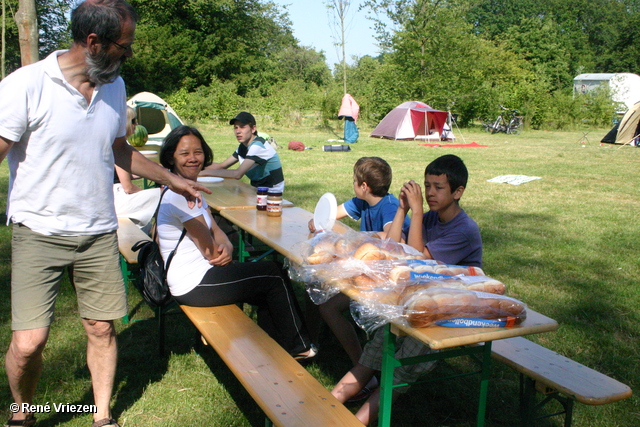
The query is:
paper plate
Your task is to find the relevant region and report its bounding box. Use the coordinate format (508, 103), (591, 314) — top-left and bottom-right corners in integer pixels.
(138, 150), (157, 155)
(197, 176), (224, 183)
(314, 192), (337, 232)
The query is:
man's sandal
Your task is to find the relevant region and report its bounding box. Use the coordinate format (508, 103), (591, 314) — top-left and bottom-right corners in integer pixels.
(5, 415), (36, 427)
(91, 419), (120, 427)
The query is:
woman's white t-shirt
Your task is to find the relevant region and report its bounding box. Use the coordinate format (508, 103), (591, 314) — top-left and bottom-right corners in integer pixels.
(157, 190), (212, 296)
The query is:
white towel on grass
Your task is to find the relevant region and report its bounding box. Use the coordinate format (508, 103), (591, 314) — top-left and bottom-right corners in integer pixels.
(487, 175), (541, 185)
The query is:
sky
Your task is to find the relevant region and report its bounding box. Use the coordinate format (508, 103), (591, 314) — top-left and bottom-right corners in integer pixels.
(270, 1), (383, 67)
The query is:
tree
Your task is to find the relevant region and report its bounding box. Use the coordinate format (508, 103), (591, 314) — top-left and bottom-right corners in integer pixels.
(2, 0), (72, 76)
(14, 0), (37, 65)
(123, 0), (302, 95)
(326, 0), (354, 93)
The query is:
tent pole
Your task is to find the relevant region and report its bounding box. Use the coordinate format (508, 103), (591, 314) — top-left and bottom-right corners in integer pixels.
(451, 112), (467, 144)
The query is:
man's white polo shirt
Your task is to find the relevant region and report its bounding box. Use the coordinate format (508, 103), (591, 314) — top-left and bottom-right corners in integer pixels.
(0, 50), (128, 236)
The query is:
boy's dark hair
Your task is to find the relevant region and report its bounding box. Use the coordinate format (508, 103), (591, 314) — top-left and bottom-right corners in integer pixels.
(425, 154), (468, 192)
(160, 125), (213, 172)
(354, 157), (392, 197)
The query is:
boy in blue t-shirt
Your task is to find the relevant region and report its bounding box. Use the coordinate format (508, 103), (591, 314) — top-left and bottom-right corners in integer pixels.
(332, 154), (483, 425)
(307, 157), (409, 368)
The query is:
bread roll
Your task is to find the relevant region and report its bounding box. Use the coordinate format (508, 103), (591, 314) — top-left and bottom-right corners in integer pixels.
(307, 250), (334, 265)
(352, 274), (378, 290)
(389, 266), (412, 283)
(354, 242), (389, 261)
(466, 280), (506, 295)
(433, 265), (485, 277)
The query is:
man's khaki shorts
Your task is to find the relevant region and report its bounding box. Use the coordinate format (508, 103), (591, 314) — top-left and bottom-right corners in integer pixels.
(11, 224), (127, 330)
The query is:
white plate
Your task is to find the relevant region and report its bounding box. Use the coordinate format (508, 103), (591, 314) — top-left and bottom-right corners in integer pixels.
(313, 192), (337, 231)
(197, 176), (224, 183)
(138, 150), (157, 155)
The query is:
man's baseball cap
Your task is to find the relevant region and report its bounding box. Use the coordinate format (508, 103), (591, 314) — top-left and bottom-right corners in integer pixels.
(229, 112), (256, 126)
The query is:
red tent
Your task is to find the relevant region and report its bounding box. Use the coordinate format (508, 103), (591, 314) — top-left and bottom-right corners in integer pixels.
(371, 101), (449, 140)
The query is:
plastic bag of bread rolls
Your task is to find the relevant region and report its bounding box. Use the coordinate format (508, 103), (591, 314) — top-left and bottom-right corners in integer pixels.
(400, 287), (527, 328)
(297, 229), (424, 265)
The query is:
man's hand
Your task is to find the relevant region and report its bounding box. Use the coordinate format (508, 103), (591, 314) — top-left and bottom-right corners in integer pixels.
(166, 174), (211, 209)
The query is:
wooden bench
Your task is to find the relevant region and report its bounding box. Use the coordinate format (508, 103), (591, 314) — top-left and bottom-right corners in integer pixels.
(490, 336), (632, 427)
(181, 304), (363, 427)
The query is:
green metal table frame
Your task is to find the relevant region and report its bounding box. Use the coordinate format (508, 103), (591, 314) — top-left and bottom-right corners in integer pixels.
(378, 323), (493, 426)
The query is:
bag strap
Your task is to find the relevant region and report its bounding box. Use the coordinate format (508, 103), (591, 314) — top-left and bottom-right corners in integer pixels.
(164, 228), (186, 275)
(153, 187), (187, 275)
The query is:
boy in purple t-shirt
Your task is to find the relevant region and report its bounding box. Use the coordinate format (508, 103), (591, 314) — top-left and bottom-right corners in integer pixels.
(331, 154), (482, 425)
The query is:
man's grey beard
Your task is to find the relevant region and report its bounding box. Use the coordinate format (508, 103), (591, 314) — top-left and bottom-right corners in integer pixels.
(86, 48), (123, 85)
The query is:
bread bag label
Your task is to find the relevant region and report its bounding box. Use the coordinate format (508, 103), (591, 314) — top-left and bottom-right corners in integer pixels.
(435, 317), (518, 328)
(410, 271), (450, 281)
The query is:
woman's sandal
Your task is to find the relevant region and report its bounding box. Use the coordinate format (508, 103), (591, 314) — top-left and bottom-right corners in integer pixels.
(91, 419), (120, 427)
(293, 343), (318, 362)
(5, 415), (36, 427)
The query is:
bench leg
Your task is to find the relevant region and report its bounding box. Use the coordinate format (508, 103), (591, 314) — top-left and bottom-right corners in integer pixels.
(157, 304), (165, 356)
(519, 374), (574, 427)
(520, 375), (536, 427)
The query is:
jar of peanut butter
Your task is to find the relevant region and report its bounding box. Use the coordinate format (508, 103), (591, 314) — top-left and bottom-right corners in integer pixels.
(266, 189), (283, 217)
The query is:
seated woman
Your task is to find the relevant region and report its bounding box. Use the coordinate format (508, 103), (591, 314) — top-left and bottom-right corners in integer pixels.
(157, 125), (316, 359)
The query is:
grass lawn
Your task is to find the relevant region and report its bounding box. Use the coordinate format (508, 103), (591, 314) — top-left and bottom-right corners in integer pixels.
(0, 122), (638, 426)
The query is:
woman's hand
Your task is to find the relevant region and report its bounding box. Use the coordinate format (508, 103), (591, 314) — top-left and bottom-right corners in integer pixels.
(209, 225), (233, 266)
(209, 240), (233, 266)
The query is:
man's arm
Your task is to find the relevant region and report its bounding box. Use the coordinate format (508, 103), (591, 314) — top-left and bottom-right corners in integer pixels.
(112, 136), (210, 207)
(200, 157), (255, 180)
(0, 135), (16, 164)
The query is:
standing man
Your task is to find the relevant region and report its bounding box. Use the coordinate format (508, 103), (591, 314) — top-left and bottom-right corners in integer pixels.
(200, 112), (285, 192)
(0, 1), (207, 426)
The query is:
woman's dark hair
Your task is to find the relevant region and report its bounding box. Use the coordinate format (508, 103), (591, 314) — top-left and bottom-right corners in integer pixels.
(71, 0), (139, 45)
(160, 125), (213, 173)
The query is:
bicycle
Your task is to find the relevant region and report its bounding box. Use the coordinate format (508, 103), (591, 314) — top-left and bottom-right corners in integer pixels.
(482, 105), (523, 135)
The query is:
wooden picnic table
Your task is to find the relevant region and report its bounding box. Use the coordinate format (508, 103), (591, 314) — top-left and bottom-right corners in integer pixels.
(219, 206), (558, 426)
(199, 178), (293, 211)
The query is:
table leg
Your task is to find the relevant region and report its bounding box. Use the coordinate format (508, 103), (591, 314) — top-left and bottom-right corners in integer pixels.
(379, 324), (400, 426)
(120, 254), (131, 324)
(476, 341), (492, 427)
(236, 228), (249, 262)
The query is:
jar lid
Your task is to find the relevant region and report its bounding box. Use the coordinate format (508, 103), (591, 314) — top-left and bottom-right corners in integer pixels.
(268, 188), (282, 195)
(257, 187), (269, 191)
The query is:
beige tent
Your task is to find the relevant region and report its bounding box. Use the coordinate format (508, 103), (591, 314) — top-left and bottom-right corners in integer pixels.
(127, 92), (184, 143)
(615, 102), (640, 145)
